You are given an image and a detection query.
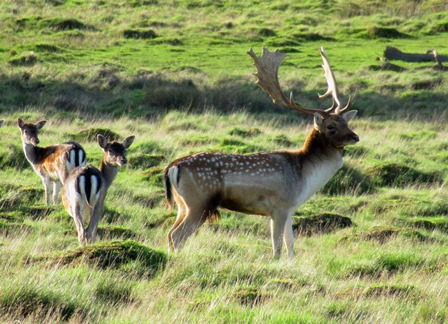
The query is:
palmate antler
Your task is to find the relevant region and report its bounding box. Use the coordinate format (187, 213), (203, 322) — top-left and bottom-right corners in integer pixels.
(247, 47), (351, 117)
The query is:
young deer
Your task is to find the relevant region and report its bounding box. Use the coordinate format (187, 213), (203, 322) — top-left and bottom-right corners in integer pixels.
(62, 134), (135, 244)
(164, 47), (359, 259)
(18, 118), (87, 205)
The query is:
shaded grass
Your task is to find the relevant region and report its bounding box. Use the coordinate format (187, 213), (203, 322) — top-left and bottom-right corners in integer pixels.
(0, 283), (87, 321)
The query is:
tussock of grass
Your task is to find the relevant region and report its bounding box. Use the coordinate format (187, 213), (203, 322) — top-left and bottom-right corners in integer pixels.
(97, 225), (137, 240)
(339, 284), (417, 299)
(32, 240), (167, 275)
(0, 283), (87, 322)
(94, 279), (135, 306)
(323, 164), (374, 195)
(228, 287), (273, 307)
(0, 144), (29, 169)
(129, 153), (164, 169)
(122, 28), (157, 39)
(71, 128), (121, 142)
(293, 213), (352, 236)
(142, 165), (164, 186)
(7, 51), (39, 66)
(366, 26), (410, 39)
(342, 225), (429, 243)
(0, 220), (32, 235)
(367, 162), (442, 187)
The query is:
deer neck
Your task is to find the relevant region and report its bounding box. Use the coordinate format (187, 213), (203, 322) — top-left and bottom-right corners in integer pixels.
(22, 142), (44, 165)
(300, 127), (342, 159)
(291, 128), (343, 203)
(99, 158), (119, 189)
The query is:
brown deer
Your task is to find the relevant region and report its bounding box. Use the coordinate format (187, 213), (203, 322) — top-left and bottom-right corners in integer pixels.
(62, 134), (135, 244)
(164, 47), (359, 259)
(18, 118), (87, 205)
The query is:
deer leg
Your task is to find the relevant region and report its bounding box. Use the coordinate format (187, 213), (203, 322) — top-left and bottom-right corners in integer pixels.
(86, 200), (104, 244)
(283, 215), (295, 259)
(168, 197), (186, 252)
(270, 213), (288, 259)
(52, 181), (61, 204)
(170, 203), (209, 251)
(42, 177), (52, 205)
(71, 202), (87, 244)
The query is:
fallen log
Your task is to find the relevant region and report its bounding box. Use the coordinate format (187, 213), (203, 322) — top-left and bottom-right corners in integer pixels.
(384, 46), (448, 62)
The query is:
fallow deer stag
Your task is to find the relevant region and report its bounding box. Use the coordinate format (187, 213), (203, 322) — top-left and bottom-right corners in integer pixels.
(62, 134), (135, 244)
(18, 118), (87, 205)
(164, 47), (359, 259)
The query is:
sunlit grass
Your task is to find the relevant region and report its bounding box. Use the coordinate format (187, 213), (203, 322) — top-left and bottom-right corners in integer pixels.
(1, 0), (448, 322)
(1, 110), (448, 322)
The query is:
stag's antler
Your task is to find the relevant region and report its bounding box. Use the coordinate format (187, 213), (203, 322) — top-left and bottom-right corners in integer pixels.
(248, 47), (351, 116)
(248, 47), (325, 116)
(318, 47), (351, 114)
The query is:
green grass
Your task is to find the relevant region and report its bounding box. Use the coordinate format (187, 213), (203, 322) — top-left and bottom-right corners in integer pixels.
(1, 114), (448, 322)
(1, 0), (448, 322)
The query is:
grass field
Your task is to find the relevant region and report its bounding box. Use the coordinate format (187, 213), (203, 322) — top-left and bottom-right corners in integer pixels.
(1, 0), (448, 322)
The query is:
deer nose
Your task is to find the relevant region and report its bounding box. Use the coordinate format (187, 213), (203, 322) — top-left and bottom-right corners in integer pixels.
(351, 133), (360, 142)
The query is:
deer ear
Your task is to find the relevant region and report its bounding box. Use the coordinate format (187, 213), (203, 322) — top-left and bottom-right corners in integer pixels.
(17, 118), (24, 129)
(97, 134), (107, 149)
(122, 135), (135, 149)
(342, 110), (357, 122)
(314, 113), (323, 131)
(36, 120), (47, 129)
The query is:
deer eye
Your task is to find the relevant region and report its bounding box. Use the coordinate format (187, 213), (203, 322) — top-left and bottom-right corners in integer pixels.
(327, 125), (336, 133)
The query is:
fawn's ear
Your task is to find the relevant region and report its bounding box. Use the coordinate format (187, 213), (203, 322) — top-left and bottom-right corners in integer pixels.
(122, 135), (135, 149)
(36, 120), (47, 130)
(17, 118), (24, 129)
(97, 134), (107, 149)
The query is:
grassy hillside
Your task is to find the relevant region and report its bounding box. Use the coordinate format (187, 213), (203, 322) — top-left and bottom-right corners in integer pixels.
(1, 0), (448, 323)
(0, 0), (447, 118)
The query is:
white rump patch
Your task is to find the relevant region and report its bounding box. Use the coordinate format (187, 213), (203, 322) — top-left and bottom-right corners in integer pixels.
(78, 175), (87, 203)
(169, 166), (180, 187)
(90, 175), (100, 205)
